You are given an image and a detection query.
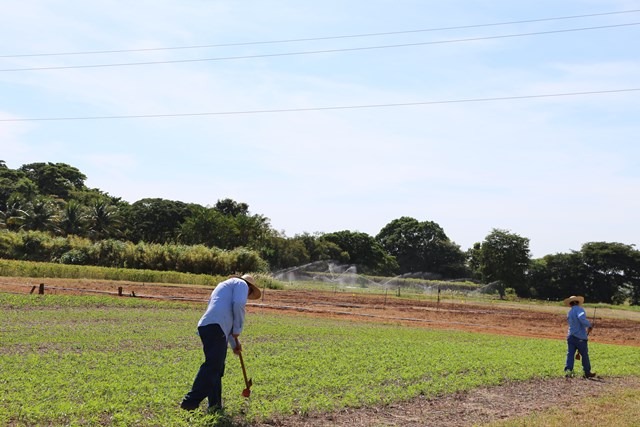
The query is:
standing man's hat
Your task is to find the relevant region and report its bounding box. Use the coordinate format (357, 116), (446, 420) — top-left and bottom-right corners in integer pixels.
(563, 295), (584, 306)
(240, 274), (262, 300)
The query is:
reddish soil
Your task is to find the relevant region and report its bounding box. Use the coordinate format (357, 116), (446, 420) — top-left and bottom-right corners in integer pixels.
(5, 276), (637, 346)
(2, 277), (639, 426)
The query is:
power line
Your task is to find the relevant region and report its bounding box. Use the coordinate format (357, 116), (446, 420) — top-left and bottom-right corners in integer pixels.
(2, 88), (637, 122)
(2, 22), (638, 73)
(2, 9), (639, 58)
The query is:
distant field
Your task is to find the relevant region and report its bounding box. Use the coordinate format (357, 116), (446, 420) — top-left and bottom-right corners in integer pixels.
(1, 293), (639, 426)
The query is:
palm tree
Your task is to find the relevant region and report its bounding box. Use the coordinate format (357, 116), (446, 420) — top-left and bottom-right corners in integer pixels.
(2, 202), (27, 231)
(88, 200), (122, 240)
(59, 200), (88, 236)
(21, 198), (60, 233)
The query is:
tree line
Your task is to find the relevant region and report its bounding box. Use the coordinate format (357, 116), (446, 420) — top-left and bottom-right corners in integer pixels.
(1, 161), (638, 305)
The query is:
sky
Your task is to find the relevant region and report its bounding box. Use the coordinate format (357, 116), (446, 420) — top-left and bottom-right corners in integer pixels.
(1, 1), (639, 259)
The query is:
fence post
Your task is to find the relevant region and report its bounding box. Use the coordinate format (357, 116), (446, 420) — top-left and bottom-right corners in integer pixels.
(30, 285), (36, 294)
(39, 283), (45, 295)
(118, 287), (123, 297)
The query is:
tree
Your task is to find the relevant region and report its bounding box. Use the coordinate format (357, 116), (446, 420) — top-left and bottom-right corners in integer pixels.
(234, 212), (272, 248)
(19, 162), (87, 200)
(260, 235), (310, 270)
(59, 200), (88, 237)
(1, 201), (28, 231)
(293, 232), (347, 262)
(478, 228), (531, 298)
(526, 253), (586, 301)
(0, 165), (32, 210)
(580, 242), (640, 304)
(179, 206), (239, 249)
(121, 198), (192, 243)
(21, 197), (60, 233)
(320, 230), (398, 275)
(214, 198), (249, 217)
(376, 216), (467, 277)
(87, 200), (122, 240)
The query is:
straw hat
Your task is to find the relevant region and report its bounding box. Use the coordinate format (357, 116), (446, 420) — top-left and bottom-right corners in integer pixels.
(240, 274), (261, 300)
(563, 295), (584, 306)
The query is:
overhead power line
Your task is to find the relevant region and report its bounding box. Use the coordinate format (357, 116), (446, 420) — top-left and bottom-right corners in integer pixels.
(2, 22), (639, 73)
(1, 9), (639, 58)
(2, 88), (637, 122)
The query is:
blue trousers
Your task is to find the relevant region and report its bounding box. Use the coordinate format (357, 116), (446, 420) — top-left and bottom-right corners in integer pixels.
(564, 335), (591, 374)
(182, 323), (228, 410)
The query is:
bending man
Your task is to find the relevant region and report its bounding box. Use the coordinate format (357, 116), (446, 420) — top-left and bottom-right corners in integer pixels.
(181, 274), (261, 412)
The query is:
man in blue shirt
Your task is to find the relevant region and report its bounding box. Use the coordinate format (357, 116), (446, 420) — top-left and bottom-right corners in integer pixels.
(563, 295), (596, 378)
(181, 274), (261, 412)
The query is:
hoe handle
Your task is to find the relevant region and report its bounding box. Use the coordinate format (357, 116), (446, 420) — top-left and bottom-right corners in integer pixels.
(238, 351), (250, 388)
(235, 337), (252, 394)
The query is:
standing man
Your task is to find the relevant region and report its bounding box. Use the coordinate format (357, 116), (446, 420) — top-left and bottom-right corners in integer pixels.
(563, 295), (596, 378)
(181, 274), (261, 412)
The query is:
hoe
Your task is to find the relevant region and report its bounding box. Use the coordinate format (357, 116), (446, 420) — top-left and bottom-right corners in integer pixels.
(238, 349), (253, 398)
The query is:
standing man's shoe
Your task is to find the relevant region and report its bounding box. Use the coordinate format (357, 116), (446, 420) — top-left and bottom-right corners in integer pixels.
(584, 372), (597, 378)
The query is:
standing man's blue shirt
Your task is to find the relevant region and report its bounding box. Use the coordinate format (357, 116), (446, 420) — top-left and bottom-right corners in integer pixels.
(567, 305), (591, 340)
(198, 277), (249, 346)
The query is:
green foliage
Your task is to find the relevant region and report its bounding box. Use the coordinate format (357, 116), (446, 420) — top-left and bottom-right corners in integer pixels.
(321, 230), (399, 275)
(1, 294), (638, 426)
(376, 216), (468, 277)
(477, 228), (531, 298)
(581, 242), (640, 305)
(121, 198), (192, 244)
(527, 243), (640, 305)
(0, 231), (268, 275)
(18, 162), (87, 199)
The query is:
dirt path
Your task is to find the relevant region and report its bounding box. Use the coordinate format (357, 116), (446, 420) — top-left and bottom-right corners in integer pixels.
(258, 376), (640, 426)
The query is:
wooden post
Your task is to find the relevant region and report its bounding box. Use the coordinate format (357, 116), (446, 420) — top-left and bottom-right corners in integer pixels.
(39, 283), (45, 295)
(118, 287), (123, 296)
(30, 285), (37, 294)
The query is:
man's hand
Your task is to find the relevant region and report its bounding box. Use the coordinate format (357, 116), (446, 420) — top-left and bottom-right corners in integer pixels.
(587, 327), (593, 335)
(232, 334), (242, 355)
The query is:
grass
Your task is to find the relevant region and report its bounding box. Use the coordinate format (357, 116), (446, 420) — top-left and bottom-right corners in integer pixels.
(1, 293), (639, 426)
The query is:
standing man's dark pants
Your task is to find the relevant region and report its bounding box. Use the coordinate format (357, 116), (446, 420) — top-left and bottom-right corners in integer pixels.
(565, 334), (591, 375)
(181, 323), (228, 411)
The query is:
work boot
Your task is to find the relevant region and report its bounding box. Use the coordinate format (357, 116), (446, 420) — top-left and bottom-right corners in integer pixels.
(564, 369), (574, 378)
(584, 372), (597, 379)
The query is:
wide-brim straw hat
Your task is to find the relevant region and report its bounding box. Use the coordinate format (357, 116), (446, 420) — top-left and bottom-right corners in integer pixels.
(239, 274), (261, 300)
(563, 295), (584, 306)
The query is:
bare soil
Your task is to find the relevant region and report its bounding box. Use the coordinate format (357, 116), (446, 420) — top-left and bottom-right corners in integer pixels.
(2, 277), (639, 426)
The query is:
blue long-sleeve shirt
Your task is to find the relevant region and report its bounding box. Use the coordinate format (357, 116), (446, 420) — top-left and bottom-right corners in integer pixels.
(197, 277), (249, 346)
(567, 305), (591, 340)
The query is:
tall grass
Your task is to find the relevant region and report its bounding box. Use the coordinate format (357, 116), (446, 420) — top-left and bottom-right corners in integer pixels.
(0, 230), (268, 275)
(0, 258), (227, 286)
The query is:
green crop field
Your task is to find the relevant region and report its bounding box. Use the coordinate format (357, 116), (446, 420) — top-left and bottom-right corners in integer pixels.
(1, 293), (639, 426)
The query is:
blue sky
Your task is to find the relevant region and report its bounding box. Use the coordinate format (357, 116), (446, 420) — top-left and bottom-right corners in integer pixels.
(1, 1), (639, 258)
